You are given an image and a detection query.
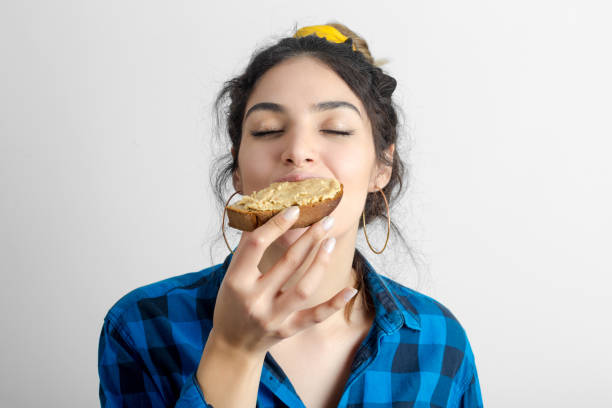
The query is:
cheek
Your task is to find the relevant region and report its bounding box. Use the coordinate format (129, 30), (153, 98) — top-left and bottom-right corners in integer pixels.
(238, 143), (277, 191)
(331, 148), (375, 218)
(335, 149), (374, 189)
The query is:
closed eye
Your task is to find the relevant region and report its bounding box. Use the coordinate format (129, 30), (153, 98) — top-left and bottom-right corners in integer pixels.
(322, 130), (353, 136)
(250, 129), (283, 137)
(249, 129), (354, 137)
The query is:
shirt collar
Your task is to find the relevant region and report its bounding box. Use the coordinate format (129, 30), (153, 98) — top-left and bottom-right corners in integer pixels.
(219, 248), (421, 333)
(358, 250), (421, 333)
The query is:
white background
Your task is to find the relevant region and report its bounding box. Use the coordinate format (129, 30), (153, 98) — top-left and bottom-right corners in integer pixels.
(2, 0), (611, 406)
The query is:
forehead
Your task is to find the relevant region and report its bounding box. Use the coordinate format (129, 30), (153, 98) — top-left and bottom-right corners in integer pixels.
(245, 56), (367, 117)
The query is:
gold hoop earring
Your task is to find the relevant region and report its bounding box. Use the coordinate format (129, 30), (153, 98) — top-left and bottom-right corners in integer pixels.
(362, 186), (390, 254)
(222, 191), (241, 254)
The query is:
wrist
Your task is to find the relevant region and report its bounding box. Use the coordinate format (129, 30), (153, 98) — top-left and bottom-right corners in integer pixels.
(205, 329), (266, 363)
(195, 329), (266, 405)
(196, 329), (266, 387)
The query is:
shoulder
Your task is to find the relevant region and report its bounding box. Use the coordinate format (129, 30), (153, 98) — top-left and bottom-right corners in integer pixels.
(377, 274), (478, 384)
(380, 274), (464, 328)
(103, 262), (226, 331)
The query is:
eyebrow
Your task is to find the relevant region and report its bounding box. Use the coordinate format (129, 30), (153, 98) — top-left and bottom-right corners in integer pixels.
(244, 100), (361, 120)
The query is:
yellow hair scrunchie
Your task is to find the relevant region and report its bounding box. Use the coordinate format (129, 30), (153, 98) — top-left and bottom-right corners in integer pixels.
(293, 25), (357, 51)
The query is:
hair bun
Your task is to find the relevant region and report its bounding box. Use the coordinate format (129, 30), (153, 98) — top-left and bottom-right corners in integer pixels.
(326, 22), (376, 65)
(378, 73), (397, 98)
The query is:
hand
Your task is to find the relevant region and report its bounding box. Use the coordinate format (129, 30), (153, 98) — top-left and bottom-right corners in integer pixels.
(209, 206), (358, 357)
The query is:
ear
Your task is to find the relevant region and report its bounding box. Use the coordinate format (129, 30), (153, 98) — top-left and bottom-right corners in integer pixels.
(232, 171), (242, 193)
(369, 144), (395, 191)
(231, 147), (242, 193)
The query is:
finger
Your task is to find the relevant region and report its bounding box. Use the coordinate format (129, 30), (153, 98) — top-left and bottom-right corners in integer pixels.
(282, 287), (359, 335)
(273, 236), (336, 314)
(258, 215), (334, 296)
(227, 206), (301, 282)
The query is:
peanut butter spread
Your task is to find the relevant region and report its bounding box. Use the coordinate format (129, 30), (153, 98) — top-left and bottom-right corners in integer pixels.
(234, 178), (341, 211)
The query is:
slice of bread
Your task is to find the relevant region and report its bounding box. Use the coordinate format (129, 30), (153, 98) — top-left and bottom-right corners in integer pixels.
(226, 178), (343, 231)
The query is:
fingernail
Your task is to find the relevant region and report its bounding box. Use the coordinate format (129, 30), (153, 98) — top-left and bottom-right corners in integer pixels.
(323, 237), (336, 253)
(344, 288), (358, 302)
(283, 206), (299, 220)
(322, 216), (334, 231)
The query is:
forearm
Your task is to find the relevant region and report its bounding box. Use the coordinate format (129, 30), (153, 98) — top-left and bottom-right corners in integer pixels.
(196, 329), (266, 407)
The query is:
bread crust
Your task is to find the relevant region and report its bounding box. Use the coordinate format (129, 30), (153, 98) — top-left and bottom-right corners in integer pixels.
(226, 183), (343, 232)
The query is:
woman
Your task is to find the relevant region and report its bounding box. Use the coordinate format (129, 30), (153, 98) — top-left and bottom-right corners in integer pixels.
(98, 23), (483, 407)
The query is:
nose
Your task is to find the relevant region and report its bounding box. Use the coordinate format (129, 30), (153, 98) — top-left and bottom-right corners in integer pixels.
(280, 126), (316, 166)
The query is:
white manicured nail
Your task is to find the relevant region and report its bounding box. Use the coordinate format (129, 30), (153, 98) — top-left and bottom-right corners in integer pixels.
(283, 206), (299, 220)
(344, 288), (358, 302)
(322, 216), (334, 231)
(323, 237), (336, 253)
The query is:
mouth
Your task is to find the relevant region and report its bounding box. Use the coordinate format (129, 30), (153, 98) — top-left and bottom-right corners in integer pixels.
(273, 173), (325, 183)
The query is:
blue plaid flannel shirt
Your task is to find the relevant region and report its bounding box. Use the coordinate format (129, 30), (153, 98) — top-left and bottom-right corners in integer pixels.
(99, 250), (483, 407)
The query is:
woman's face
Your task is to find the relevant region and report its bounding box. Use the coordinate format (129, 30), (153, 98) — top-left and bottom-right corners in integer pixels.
(233, 56), (392, 247)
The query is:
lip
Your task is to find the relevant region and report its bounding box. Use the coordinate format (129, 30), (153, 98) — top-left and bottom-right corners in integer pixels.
(274, 173), (324, 183)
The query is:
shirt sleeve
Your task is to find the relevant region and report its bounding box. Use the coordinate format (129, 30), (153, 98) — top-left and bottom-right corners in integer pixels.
(458, 369), (483, 408)
(98, 316), (214, 407)
(455, 330), (483, 408)
(174, 373), (215, 408)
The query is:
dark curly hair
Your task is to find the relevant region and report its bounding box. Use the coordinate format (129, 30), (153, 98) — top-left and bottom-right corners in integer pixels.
(209, 25), (417, 321)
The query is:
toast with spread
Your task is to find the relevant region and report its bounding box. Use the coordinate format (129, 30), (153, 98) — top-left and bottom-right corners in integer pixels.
(226, 178), (343, 232)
